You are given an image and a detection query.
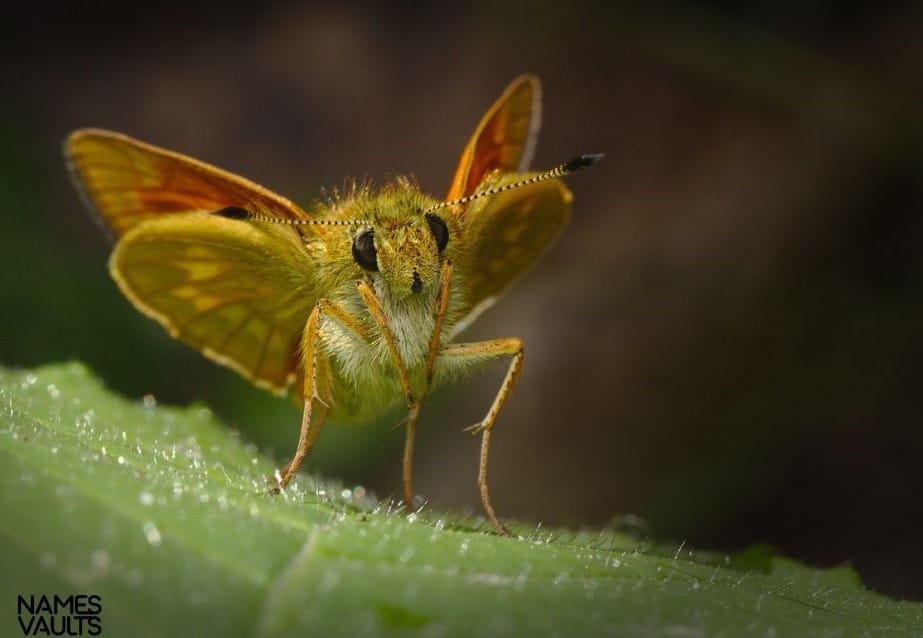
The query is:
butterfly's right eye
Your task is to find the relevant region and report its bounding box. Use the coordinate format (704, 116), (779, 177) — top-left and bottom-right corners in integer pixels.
(352, 229), (379, 272)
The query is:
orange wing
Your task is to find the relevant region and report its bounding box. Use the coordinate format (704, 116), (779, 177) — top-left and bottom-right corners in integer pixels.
(110, 215), (316, 394)
(454, 175), (572, 334)
(66, 128), (319, 394)
(66, 129), (310, 237)
(446, 74), (541, 201)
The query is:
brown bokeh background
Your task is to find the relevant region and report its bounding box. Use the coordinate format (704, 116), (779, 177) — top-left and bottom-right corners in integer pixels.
(2, 3), (921, 599)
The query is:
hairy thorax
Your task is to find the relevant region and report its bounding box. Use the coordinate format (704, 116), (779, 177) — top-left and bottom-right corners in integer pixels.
(319, 282), (439, 423)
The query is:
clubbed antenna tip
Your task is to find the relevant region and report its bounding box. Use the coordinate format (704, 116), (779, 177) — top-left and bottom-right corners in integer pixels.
(563, 153), (604, 173)
(423, 151), (604, 215)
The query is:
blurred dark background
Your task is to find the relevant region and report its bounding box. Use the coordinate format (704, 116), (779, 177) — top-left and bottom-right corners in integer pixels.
(1, 2), (921, 599)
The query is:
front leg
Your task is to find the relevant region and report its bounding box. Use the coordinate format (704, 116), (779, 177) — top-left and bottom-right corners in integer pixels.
(355, 278), (420, 508)
(389, 260), (454, 509)
(440, 337), (524, 536)
(355, 262), (453, 510)
(356, 280), (416, 409)
(276, 298), (371, 490)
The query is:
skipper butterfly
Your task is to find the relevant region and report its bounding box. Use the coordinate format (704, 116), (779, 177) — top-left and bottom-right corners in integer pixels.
(66, 74), (600, 534)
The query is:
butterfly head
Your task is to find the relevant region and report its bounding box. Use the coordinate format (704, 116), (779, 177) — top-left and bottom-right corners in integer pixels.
(350, 186), (450, 301)
(215, 154), (602, 303)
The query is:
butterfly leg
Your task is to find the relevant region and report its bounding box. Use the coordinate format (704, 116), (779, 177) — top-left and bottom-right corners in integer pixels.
(356, 279), (431, 509)
(277, 298), (371, 490)
(440, 337), (523, 535)
(276, 303), (328, 490)
(355, 261), (453, 508)
(394, 260), (454, 509)
(356, 281), (417, 409)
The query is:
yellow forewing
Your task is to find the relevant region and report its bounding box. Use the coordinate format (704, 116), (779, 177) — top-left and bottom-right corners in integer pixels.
(111, 214), (316, 394)
(456, 176), (572, 332)
(66, 129), (311, 237)
(446, 74), (541, 201)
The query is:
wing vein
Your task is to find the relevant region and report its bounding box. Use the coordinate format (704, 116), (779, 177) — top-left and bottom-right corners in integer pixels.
(176, 297), (262, 332)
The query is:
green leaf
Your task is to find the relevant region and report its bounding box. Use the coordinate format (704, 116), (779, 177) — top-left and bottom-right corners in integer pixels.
(1, 362), (920, 637)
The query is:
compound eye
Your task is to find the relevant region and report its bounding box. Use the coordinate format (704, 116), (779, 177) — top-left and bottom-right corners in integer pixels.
(425, 214), (449, 252)
(352, 229), (378, 272)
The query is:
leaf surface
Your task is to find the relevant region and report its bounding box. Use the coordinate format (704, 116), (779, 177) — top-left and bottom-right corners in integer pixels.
(1, 363), (919, 637)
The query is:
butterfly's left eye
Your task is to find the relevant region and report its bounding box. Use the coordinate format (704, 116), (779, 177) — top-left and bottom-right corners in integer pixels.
(352, 229), (379, 272)
(425, 214), (449, 252)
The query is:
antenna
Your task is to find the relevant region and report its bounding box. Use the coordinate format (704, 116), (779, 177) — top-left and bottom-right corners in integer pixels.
(212, 206), (366, 226)
(423, 153), (603, 215)
(212, 153), (602, 225)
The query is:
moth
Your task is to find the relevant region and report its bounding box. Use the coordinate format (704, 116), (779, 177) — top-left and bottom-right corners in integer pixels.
(65, 74), (599, 534)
